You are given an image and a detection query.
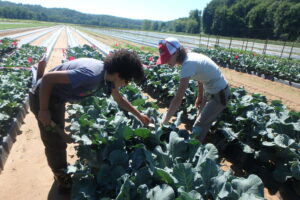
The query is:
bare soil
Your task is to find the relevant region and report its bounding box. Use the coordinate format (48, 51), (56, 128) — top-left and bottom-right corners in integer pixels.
(84, 30), (146, 50)
(222, 68), (300, 111)
(71, 31), (90, 46)
(30, 30), (57, 46)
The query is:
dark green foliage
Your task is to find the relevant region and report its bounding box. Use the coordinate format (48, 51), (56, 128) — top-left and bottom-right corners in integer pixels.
(202, 0), (300, 41)
(0, 43), (45, 137)
(0, 38), (17, 58)
(63, 44), (103, 62)
(65, 46), (265, 199)
(0, 44), (45, 67)
(137, 48), (300, 186)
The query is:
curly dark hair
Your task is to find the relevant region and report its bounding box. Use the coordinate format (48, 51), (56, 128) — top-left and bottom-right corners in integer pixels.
(104, 49), (144, 83)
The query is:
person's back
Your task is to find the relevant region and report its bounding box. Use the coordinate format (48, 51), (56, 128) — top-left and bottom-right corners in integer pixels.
(181, 52), (228, 94)
(48, 58), (107, 101)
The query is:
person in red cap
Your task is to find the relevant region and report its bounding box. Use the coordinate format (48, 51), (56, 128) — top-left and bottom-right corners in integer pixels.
(157, 37), (231, 143)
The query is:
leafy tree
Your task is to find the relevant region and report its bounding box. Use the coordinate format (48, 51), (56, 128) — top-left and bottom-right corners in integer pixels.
(151, 21), (159, 31)
(246, 1), (271, 38)
(273, 1), (300, 40)
(185, 19), (199, 34)
(189, 9), (202, 33)
(173, 19), (186, 32)
(202, 0), (300, 41)
(142, 20), (152, 30)
(159, 22), (167, 32)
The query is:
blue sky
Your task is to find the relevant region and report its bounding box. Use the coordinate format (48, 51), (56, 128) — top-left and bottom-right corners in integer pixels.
(6, 0), (211, 21)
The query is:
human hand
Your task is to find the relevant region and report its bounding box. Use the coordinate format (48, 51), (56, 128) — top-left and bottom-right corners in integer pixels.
(38, 109), (51, 126)
(139, 114), (151, 125)
(194, 96), (203, 108)
(160, 120), (168, 127)
(160, 115), (169, 126)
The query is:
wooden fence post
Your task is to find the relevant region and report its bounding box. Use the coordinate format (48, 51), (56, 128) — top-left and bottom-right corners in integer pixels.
(199, 33), (202, 48)
(229, 37), (232, 49)
(251, 40), (255, 51)
(245, 39), (249, 51)
(207, 35), (210, 48)
(289, 42), (295, 59)
(241, 40), (245, 51)
(263, 39), (268, 55)
(280, 41), (286, 58)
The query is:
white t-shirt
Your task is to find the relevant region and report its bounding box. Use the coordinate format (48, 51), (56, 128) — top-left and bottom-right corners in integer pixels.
(180, 52), (228, 94)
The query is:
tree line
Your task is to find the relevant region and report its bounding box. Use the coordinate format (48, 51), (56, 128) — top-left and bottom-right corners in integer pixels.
(142, 9), (202, 35)
(142, 0), (300, 41)
(0, 0), (299, 41)
(0, 1), (143, 29)
(202, 0), (300, 41)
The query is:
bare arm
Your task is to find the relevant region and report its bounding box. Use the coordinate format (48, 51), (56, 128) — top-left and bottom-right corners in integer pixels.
(195, 81), (204, 108)
(162, 77), (190, 124)
(111, 88), (150, 125)
(38, 71), (70, 125)
(197, 81), (203, 97)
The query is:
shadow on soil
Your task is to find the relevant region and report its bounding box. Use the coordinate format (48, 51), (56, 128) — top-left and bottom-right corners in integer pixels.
(48, 181), (70, 200)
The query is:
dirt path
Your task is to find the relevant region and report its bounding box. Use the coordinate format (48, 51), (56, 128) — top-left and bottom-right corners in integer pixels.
(83, 29), (146, 50)
(71, 30), (90, 46)
(0, 28), (75, 200)
(30, 30), (57, 46)
(222, 68), (300, 111)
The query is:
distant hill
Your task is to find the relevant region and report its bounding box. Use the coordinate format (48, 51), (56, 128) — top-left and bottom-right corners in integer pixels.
(0, 0), (144, 29)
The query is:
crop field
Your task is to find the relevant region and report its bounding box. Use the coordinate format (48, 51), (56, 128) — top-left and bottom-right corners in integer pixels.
(0, 19), (57, 31)
(0, 23), (299, 200)
(79, 27), (300, 60)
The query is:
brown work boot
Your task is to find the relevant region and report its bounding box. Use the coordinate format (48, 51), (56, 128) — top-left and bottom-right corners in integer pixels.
(53, 170), (72, 194)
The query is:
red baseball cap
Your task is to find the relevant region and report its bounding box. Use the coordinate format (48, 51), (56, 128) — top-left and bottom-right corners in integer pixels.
(156, 37), (181, 65)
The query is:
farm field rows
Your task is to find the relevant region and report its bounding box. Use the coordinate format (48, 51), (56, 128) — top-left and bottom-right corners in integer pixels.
(0, 25), (299, 200)
(79, 27), (300, 60)
(0, 18), (56, 31)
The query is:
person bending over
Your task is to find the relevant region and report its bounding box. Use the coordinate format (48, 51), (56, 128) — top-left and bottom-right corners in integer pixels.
(157, 37), (230, 143)
(29, 49), (150, 193)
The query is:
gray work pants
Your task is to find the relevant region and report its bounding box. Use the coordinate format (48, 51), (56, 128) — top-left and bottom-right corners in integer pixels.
(192, 86), (231, 142)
